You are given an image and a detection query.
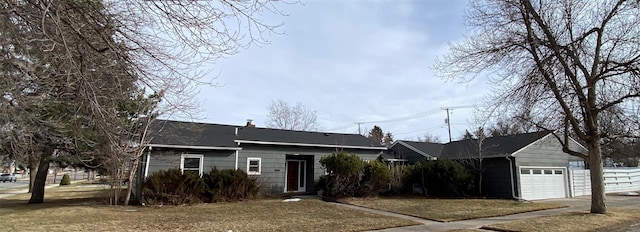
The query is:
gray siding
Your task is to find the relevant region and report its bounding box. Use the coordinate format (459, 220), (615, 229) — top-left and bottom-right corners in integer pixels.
(238, 145), (381, 194)
(514, 135), (584, 167)
(146, 149), (236, 177)
(144, 145), (382, 195)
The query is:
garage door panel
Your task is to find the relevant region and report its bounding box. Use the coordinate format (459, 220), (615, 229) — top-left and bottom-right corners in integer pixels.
(520, 168), (567, 200)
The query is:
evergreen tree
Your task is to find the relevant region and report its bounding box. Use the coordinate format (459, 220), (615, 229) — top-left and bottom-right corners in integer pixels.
(367, 126), (384, 145)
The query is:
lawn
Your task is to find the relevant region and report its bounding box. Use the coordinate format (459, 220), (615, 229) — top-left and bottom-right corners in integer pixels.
(345, 197), (566, 222)
(0, 184), (418, 232)
(482, 208), (640, 232)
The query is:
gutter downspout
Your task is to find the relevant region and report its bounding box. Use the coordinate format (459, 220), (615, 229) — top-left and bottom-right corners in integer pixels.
(506, 156), (522, 201)
(235, 128), (239, 170)
(144, 147), (152, 178)
(235, 150), (239, 170)
(235, 142), (240, 170)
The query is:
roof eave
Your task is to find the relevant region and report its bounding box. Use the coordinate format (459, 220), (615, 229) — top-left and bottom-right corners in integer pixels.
(147, 144), (242, 151)
(234, 140), (387, 150)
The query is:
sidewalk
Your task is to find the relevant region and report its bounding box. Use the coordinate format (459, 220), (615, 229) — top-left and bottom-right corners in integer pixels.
(0, 172), (87, 199)
(328, 195), (638, 232)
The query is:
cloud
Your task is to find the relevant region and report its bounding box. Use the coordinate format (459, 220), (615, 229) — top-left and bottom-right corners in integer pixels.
(189, 0), (488, 141)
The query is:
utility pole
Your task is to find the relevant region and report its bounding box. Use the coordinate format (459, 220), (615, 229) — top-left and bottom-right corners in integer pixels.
(355, 122), (364, 135)
(441, 105), (475, 142)
(445, 108), (452, 142)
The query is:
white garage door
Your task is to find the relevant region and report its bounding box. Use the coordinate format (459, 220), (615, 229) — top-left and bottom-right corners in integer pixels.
(520, 167), (567, 200)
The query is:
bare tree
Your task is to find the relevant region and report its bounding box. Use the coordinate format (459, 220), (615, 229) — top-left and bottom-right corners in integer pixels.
(417, 133), (442, 143)
(1, 0), (289, 204)
(266, 99), (320, 131)
(436, 0), (640, 213)
(487, 115), (536, 137)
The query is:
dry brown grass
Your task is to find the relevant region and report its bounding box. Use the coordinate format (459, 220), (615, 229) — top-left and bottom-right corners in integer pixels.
(345, 198), (565, 222)
(0, 185), (418, 232)
(482, 208), (640, 232)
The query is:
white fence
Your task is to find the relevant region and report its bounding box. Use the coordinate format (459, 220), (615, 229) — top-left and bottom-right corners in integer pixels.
(570, 168), (640, 197)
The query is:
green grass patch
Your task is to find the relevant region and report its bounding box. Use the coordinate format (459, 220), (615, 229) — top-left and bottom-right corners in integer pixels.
(345, 198), (566, 222)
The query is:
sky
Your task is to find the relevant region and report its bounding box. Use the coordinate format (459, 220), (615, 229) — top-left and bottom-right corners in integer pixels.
(189, 0), (490, 142)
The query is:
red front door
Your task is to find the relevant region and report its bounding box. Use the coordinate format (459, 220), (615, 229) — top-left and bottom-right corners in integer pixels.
(286, 160), (306, 192)
(286, 160), (299, 192)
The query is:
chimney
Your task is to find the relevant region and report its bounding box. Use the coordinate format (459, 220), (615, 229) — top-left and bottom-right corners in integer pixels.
(245, 119), (255, 127)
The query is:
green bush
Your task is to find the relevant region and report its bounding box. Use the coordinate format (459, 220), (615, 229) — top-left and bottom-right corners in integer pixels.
(359, 160), (391, 196)
(202, 167), (259, 202)
(411, 159), (473, 197)
(59, 174), (71, 186)
(319, 152), (390, 198)
(142, 169), (205, 205)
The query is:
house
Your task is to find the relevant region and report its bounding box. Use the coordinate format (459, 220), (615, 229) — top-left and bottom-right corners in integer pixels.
(384, 140), (442, 164)
(137, 120), (386, 196)
(386, 131), (586, 200)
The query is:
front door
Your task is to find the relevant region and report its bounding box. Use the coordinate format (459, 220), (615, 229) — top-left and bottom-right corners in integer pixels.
(286, 160), (306, 192)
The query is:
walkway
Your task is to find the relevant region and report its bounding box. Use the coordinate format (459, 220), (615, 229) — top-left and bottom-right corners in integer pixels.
(330, 195), (640, 232)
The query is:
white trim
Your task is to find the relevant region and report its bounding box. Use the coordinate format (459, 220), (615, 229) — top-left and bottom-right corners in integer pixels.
(285, 159), (307, 192)
(148, 144), (241, 150)
(519, 165), (568, 169)
(247, 157), (261, 175)
(386, 158), (409, 162)
(180, 154), (204, 176)
(510, 133), (553, 157)
(511, 132), (587, 157)
(395, 141), (435, 158)
(234, 140), (386, 150)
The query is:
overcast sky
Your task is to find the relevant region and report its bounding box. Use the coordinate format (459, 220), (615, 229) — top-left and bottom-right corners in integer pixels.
(187, 0), (489, 142)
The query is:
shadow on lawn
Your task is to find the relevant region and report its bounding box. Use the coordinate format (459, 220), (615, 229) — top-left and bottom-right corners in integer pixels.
(0, 196), (109, 211)
(0, 187), (119, 214)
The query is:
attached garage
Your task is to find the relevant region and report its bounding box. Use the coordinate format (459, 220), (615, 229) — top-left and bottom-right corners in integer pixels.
(519, 167), (568, 200)
(413, 131), (586, 200)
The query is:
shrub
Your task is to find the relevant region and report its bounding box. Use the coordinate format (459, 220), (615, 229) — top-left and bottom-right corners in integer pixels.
(202, 167), (259, 202)
(319, 152), (390, 198)
(388, 164), (413, 194)
(410, 159), (473, 197)
(359, 160), (391, 196)
(59, 174), (71, 186)
(142, 169), (205, 205)
(319, 152), (365, 197)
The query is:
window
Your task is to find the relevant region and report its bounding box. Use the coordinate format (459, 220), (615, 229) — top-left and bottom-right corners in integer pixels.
(544, 170), (553, 175)
(181, 154), (203, 176)
(247, 157), (261, 175)
(521, 169), (530, 175)
(555, 170), (563, 175)
(532, 169), (542, 174)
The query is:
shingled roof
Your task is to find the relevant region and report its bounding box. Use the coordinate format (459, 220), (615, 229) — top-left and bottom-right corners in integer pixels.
(147, 120), (385, 150)
(396, 140), (445, 157)
(147, 120), (240, 150)
(439, 131), (552, 159)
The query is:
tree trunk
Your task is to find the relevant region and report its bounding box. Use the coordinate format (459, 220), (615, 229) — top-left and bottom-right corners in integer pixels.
(588, 142), (607, 214)
(124, 155), (142, 206)
(29, 149), (53, 204)
(28, 156), (37, 193)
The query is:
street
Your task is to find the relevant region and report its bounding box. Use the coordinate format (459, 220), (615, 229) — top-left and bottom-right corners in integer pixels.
(0, 170), (90, 192)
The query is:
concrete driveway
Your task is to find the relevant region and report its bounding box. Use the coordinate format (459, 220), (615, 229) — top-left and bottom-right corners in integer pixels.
(340, 195), (640, 232)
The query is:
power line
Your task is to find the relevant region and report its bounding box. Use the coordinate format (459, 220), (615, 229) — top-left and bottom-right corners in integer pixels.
(355, 108), (442, 125)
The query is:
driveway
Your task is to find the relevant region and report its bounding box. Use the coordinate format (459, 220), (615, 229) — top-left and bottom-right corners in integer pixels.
(344, 195), (640, 232)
